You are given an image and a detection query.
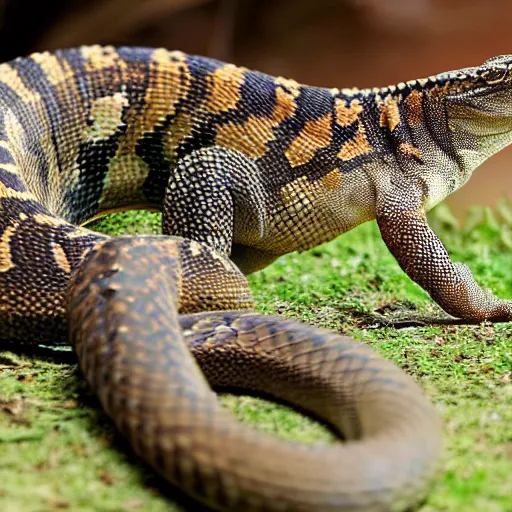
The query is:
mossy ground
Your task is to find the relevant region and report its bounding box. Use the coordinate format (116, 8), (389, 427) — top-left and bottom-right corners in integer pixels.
(1, 203), (511, 512)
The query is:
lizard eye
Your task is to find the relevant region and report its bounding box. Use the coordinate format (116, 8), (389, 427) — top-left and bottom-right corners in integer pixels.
(481, 65), (509, 85)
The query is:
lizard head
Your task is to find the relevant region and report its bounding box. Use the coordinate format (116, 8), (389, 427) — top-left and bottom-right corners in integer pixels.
(442, 54), (512, 176)
(444, 54), (512, 116)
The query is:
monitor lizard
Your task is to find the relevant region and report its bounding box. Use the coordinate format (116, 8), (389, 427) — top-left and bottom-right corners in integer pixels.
(0, 46), (510, 511)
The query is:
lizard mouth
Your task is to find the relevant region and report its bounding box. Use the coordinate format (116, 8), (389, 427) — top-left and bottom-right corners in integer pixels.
(446, 85), (512, 124)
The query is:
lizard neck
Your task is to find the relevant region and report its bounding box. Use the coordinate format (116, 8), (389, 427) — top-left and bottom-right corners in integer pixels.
(328, 84), (463, 212)
(445, 90), (512, 181)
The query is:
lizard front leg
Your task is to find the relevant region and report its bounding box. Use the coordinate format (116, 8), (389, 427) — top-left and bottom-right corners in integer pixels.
(162, 146), (273, 272)
(376, 177), (512, 322)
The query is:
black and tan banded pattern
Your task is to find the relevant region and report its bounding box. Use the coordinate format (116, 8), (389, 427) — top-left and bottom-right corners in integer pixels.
(1, 45), (511, 510)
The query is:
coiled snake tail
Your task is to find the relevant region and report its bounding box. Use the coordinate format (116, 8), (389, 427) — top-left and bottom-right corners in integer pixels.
(68, 236), (442, 512)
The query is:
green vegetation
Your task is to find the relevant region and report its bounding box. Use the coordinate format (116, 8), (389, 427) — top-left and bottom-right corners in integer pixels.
(1, 202), (511, 511)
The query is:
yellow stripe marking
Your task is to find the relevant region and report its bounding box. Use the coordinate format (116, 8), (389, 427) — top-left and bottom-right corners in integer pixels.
(338, 125), (372, 161)
(0, 181), (35, 200)
(121, 49), (190, 154)
(206, 64), (246, 113)
(0, 222), (18, 272)
(275, 76), (302, 96)
(31, 52), (75, 86)
(0, 140), (13, 151)
(216, 116), (275, 160)
(51, 242), (71, 273)
(335, 98), (363, 127)
(33, 213), (70, 226)
(67, 227), (100, 239)
(399, 142), (423, 159)
(151, 48), (187, 65)
(404, 90), (424, 127)
(214, 78), (299, 160)
(81, 45), (125, 71)
(0, 163), (18, 174)
(0, 65), (58, 208)
(379, 95), (401, 132)
(285, 113), (333, 168)
(320, 168), (342, 189)
(273, 83), (299, 123)
(0, 64), (41, 104)
(87, 92), (129, 141)
(163, 110), (197, 162)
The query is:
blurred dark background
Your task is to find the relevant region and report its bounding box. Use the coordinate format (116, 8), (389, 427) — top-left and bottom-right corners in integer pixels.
(0, 0), (510, 218)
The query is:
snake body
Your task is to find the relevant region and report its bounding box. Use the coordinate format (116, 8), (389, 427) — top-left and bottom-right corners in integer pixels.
(0, 46), (441, 511)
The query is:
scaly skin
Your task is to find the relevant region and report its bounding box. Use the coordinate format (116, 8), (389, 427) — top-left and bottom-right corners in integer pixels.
(0, 46), (510, 510)
(69, 236), (441, 511)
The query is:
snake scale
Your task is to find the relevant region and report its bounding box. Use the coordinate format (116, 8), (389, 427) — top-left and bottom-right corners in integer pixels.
(5, 45), (512, 511)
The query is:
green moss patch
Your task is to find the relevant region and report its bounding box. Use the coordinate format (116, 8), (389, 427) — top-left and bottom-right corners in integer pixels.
(1, 203), (511, 511)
